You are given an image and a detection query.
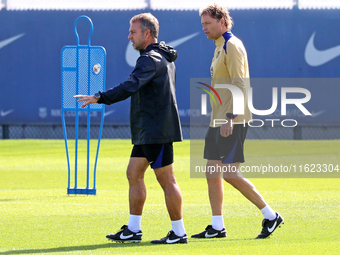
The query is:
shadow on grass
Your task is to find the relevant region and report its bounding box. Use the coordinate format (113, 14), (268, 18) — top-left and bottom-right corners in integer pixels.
(189, 237), (257, 242)
(2, 238), (263, 254)
(0, 199), (29, 202)
(2, 242), (156, 254)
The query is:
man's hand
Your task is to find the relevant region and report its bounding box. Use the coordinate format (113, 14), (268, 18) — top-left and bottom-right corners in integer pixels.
(73, 95), (99, 108)
(220, 117), (233, 137)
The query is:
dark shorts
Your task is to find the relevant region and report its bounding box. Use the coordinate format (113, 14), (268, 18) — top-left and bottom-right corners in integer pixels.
(204, 125), (248, 164)
(131, 143), (174, 169)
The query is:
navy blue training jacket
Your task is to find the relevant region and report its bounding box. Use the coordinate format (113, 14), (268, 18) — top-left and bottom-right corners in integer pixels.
(97, 41), (183, 145)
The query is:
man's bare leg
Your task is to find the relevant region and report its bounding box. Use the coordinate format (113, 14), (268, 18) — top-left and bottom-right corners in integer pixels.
(126, 157), (150, 216)
(153, 163), (183, 221)
(151, 163), (187, 241)
(222, 162), (267, 209)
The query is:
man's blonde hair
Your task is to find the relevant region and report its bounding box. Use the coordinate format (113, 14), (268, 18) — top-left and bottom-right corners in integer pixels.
(130, 13), (159, 39)
(199, 3), (233, 31)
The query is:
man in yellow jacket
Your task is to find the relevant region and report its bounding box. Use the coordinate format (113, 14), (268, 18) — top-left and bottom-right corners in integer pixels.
(191, 3), (284, 239)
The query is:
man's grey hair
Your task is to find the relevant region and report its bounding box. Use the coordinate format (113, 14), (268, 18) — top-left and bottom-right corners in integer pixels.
(130, 13), (159, 39)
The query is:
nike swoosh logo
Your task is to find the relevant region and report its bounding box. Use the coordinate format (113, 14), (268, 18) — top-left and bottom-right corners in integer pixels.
(1, 109), (14, 117)
(311, 110), (325, 117)
(305, 32), (340, 67)
(0, 33), (25, 50)
(205, 232), (218, 238)
(166, 238), (181, 244)
(267, 221), (277, 233)
(104, 110), (115, 117)
(125, 32), (200, 67)
(120, 233), (134, 239)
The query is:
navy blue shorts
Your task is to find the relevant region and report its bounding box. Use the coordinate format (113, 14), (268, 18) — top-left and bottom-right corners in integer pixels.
(204, 125), (248, 164)
(131, 143), (174, 169)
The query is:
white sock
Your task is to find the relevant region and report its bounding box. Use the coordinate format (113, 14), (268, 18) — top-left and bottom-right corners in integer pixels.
(128, 214), (142, 233)
(171, 219), (186, 237)
(212, 215), (224, 231)
(260, 205), (276, 220)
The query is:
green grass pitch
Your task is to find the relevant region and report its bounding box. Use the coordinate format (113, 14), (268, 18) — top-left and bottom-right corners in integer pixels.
(1, 139), (340, 254)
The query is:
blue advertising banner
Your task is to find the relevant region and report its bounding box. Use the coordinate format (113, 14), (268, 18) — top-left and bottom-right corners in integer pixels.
(0, 9), (339, 126)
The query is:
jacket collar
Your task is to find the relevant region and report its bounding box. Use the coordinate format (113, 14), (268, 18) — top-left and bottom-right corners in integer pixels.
(139, 43), (158, 55)
(214, 30), (233, 46)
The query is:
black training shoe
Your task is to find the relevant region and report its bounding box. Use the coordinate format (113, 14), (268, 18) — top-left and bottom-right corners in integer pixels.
(151, 230), (188, 244)
(191, 225), (227, 238)
(256, 212), (284, 239)
(106, 225), (142, 243)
